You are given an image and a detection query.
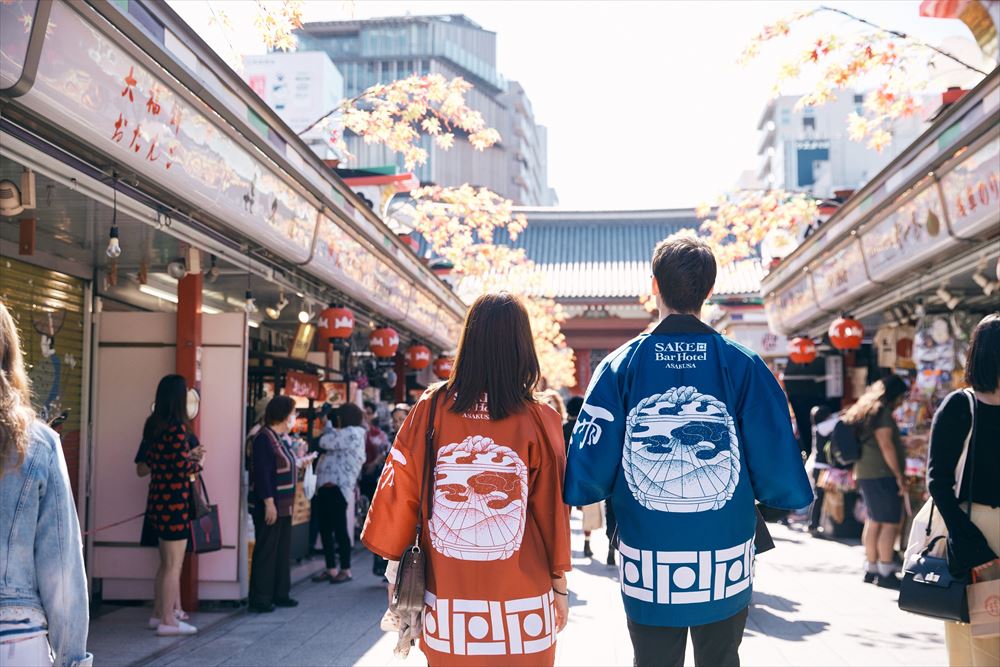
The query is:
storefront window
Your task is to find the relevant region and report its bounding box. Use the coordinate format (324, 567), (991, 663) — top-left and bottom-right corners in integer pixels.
(0, 0), (39, 88)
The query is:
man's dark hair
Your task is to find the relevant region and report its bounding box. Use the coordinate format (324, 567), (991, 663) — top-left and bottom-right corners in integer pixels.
(965, 313), (1000, 392)
(264, 395), (296, 426)
(566, 396), (584, 419)
(651, 236), (717, 314)
(363, 401), (377, 413)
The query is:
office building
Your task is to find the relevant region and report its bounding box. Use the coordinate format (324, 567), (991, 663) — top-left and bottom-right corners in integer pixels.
(295, 14), (556, 205)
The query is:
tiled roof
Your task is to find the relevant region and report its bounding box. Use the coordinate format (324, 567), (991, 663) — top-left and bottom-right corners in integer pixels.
(495, 209), (763, 300)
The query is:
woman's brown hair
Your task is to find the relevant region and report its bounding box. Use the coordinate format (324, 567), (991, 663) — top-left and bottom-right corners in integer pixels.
(842, 374), (907, 428)
(1, 302), (35, 475)
(447, 292), (540, 420)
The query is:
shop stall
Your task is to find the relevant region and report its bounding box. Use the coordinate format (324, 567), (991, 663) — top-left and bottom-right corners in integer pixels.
(1, 0), (464, 606)
(762, 69), (1000, 535)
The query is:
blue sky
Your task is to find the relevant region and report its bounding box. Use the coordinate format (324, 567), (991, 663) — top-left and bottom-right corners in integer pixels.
(169, 1), (983, 209)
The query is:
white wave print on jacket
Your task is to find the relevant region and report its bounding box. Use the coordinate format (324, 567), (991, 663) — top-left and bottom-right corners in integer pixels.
(623, 386), (740, 513)
(572, 403), (615, 448)
(429, 436), (528, 561)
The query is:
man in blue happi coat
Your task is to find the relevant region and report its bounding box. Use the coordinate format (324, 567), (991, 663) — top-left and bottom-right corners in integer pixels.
(565, 236), (813, 667)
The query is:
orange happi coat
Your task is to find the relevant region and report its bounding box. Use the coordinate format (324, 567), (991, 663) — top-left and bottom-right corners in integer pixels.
(362, 390), (571, 667)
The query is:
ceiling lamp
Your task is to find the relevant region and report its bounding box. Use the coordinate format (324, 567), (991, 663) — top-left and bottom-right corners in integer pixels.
(935, 286), (961, 310)
(106, 178), (122, 258)
(972, 269), (999, 297)
(297, 299), (314, 324)
(265, 290), (288, 320)
(205, 254), (220, 283)
(166, 259), (187, 280)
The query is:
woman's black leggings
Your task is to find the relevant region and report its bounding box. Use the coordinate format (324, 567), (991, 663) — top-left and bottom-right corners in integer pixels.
(316, 485), (351, 570)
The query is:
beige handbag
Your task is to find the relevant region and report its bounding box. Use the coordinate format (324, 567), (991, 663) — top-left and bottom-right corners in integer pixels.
(391, 389), (440, 614)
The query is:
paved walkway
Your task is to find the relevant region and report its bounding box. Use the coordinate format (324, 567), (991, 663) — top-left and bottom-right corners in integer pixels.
(99, 515), (947, 666)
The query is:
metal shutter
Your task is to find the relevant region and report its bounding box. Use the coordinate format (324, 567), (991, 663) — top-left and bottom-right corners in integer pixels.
(0, 257), (86, 500)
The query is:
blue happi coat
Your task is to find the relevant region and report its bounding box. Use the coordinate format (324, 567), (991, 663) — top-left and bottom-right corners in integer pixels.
(565, 314), (812, 627)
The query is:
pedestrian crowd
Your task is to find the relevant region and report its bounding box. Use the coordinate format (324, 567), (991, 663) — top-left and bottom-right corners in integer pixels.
(0, 238), (997, 667)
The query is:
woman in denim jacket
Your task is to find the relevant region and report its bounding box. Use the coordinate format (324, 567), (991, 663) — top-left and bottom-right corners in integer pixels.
(0, 303), (92, 667)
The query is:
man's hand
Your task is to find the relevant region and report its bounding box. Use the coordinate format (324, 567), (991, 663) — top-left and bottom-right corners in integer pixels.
(264, 498), (277, 526)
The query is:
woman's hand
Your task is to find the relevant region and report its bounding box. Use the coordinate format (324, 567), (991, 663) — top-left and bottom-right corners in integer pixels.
(972, 558), (1000, 578)
(551, 575), (569, 632)
(264, 498), (277, 526)
(895, 475), (908, 497)
(553, 592), (569, 632)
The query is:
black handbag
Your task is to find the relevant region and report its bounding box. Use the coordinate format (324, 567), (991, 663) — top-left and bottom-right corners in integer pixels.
(899, 534), (970, 622)
(391, 389), (441, 614)
(899, 390), (977, 622)
(187, 476), (222, 554)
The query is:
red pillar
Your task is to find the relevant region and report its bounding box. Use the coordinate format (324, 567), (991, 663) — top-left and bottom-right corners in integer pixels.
(176, 272), (203, 610)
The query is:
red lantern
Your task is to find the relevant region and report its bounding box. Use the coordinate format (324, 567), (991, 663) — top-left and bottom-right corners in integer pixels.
(318, 306), (354, 340)
(407, 344), (431, 370)
(787, 337), (817, 364)
(433, 356), (454, 380)
(370, 326), (399, 358)
(829, 317), (864, 350)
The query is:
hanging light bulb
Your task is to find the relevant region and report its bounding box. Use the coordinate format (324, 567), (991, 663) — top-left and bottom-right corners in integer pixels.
(244, 289), (258, 314)
(106, 175), (122, 258)
(106, 225), (122, 258)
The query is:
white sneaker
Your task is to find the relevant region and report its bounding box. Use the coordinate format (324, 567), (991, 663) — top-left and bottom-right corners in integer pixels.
(149, 610), (187, 629)
(156, 621), (198, 636)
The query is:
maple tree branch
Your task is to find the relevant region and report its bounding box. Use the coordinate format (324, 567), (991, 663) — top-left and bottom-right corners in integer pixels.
(817, 5), (989, 76)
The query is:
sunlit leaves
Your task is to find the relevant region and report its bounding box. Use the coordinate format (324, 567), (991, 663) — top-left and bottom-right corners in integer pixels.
(319, 75), (502, 169)
(407, 186), (576, 389)
(696, 189), (819, 265)
(741, 7), (934, 151)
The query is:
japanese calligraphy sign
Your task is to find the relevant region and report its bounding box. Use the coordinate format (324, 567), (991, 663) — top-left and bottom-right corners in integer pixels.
(22, 1), (315, 263)
(860, 178), (949, 282)
(939, 137), (1000, 241)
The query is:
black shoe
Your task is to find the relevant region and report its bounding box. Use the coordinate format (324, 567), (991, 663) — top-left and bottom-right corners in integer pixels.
(274, 598), (299, 607)
(248, 603), (276, 614)
(606, 551), (616, 566)
(875, 574), (900, 590)
(583, 542), (594, 558)
(863, 572), (877, 584)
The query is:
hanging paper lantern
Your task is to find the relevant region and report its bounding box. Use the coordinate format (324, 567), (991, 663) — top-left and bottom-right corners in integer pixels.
(829, 317), (864, 350)
(370, 326), (400, 358)
(318, 306), (354, 340)
(407, 344), (432, 370)
(787, 337), (817, 364)
(433, 356), (454, 380)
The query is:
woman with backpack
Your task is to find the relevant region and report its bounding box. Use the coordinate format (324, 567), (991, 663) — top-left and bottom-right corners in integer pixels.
(843, 374), (908, 588)
(927, 314), (1000, 667)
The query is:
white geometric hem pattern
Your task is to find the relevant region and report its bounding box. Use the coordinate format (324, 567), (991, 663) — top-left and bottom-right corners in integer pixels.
(623, 386), (741, 513)
(422, 590), (556, 656)
(618, 536), (754, 604)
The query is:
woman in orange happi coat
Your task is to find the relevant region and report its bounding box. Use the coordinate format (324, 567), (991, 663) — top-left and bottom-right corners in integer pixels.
(362, 292), (572, 667)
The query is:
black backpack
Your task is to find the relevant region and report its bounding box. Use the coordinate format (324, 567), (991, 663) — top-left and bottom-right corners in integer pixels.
(825, 418), (861, 468)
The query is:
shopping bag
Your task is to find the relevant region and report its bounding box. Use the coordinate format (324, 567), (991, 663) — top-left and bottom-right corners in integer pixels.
(187, 476), (222, 554)
(582, 503), (604, 532)
(968, 573), (1000, 639)
(188, 505), (222, 554)
(302, 462), (317, 500)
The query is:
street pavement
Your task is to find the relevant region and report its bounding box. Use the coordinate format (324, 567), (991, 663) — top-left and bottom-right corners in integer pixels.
(111, 514), (946, 667)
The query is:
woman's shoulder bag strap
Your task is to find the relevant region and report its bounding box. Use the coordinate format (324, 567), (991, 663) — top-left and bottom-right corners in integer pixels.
(927, 388), (979, 533)
(414, 388), (441, 545)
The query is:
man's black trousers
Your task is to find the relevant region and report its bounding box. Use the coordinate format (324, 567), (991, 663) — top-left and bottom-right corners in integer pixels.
(627, 606), (748, 667)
